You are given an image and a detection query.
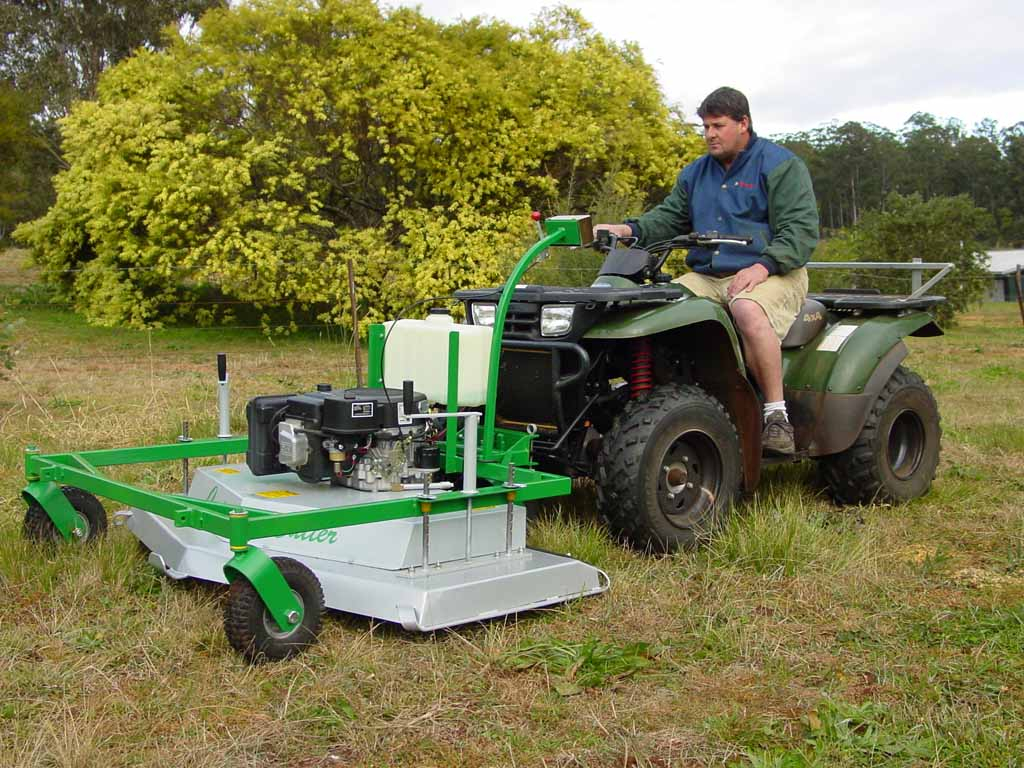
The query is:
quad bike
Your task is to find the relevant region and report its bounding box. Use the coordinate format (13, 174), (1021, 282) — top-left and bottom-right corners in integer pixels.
(455, 215), (945, 552)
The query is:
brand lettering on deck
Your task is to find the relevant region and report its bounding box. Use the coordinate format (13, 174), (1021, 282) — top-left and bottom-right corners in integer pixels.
(286, 529), (338, 544)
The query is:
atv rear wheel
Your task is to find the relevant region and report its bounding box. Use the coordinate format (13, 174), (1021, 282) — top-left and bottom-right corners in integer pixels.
(597, 384), (741, 552)
(820, 365), (940, 505)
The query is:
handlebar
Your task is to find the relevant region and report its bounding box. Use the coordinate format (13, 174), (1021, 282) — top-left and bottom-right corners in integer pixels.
(593, 229), (752, 253)
(591, 228), (755, 285)
(668, 231), (753, 248)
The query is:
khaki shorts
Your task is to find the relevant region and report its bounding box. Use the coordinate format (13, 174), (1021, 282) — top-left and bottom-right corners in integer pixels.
(673, 267), (809, 340)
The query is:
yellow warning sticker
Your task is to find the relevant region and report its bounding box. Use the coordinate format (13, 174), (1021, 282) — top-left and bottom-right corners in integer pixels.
(215, 468), (241, 474)
(254, 490), (299, 499)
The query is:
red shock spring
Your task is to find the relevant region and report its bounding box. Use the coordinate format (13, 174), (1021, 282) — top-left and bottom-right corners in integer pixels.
(630, 337), (654, 399)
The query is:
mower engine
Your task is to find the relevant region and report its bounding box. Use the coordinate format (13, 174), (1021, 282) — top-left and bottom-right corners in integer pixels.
(246, 385), (439, 491)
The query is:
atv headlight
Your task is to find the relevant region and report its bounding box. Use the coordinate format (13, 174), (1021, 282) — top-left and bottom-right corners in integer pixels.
(471, 303), (496, 326)
(540, 305), (575, 336)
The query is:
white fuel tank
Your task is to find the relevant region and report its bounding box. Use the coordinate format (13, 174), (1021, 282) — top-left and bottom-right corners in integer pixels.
(381, 313), (493, 406)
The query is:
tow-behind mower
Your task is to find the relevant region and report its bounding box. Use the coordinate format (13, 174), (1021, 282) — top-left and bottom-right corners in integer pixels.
(20, 215), (608, 661)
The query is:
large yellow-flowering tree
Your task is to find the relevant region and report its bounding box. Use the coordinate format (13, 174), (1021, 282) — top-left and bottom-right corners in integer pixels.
(17, 0), (702, 330)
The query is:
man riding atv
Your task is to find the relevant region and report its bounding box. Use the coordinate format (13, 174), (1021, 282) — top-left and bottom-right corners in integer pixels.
(457, 90), (942, 553)
(598, 86), (819, 456)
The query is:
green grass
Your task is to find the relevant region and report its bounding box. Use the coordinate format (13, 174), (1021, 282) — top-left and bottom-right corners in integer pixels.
(500, 637), (662, 696)
(2, 248), (1024, 766)
(708, 480), (876, 579)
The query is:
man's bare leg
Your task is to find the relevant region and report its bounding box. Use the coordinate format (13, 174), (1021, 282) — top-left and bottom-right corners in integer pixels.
(730, 298), (794, 454)
(729, 299), (783, 401)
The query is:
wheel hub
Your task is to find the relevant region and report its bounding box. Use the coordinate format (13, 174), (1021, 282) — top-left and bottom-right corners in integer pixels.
(657, 431), (722, 526)
(263, 589), (304, 639)
(887, 408), (926, 480)
(663, 462), (692, 496)
(72, 512), (90, 540)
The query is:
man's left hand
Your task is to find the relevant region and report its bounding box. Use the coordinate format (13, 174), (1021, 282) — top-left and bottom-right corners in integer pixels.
(727, 263), (770, 298)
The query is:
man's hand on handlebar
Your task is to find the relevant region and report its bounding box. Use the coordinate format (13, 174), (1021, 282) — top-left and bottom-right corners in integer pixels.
(595, 224), (633, 239)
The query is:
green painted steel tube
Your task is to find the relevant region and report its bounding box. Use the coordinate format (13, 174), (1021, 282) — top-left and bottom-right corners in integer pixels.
(25, 437), (249, 475)
(30, 462), (234, 538)
(367, 323), (385, 387)
(27, 452), (567, 542)
(228, 508), (250, 551)
(445, 330), (461, 474)
(223, 547), (304, 632)
(482, 230), (565, 459)
(474, 462), (571, 501)
(66, 453), (100, 475)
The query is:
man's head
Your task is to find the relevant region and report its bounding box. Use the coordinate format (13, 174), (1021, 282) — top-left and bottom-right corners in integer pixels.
(697, 87), (752, 165)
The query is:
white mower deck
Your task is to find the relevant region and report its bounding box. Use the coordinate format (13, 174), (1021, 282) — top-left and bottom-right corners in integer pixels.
(127, 464), (608, 632)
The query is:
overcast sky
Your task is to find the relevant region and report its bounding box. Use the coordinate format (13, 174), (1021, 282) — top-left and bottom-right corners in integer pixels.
(390, 0), (1024, 137)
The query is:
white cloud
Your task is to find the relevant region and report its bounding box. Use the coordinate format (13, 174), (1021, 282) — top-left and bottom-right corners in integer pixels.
(392, 0), (1024, 135)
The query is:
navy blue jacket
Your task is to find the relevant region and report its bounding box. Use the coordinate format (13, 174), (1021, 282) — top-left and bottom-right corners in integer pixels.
(628, 134), (819, 275)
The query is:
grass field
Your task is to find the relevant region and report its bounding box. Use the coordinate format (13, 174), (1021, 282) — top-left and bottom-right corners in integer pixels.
(1, 247), (1022, 767)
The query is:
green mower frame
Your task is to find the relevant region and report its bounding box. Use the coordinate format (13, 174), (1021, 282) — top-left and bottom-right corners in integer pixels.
(21, 215), (591, 640)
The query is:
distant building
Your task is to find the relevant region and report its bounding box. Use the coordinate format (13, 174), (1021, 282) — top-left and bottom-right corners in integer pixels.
(986, 250), (1023, 302)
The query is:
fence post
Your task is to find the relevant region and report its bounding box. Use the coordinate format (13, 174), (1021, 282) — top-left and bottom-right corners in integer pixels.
(1015, 265), (1024, 328)
(347, 258), (362, 387)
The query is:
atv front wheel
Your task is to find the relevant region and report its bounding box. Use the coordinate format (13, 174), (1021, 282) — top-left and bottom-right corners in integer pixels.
(597, 384), (742, 552)
(820, 365), (941, 505)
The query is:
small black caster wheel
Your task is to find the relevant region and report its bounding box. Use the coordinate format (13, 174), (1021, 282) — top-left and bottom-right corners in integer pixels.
(223, 557), (324, 662)
(22, 487), (108, 544)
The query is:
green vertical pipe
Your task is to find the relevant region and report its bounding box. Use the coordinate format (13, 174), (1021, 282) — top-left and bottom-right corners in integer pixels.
(446, 330), (460, 474)
(367, 323), (385, 387)
(481, 231), (565, 460)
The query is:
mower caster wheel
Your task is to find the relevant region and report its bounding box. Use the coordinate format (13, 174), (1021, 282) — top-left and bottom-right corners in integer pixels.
(224, 557), (324, 662)
(22, 487), (108, 544)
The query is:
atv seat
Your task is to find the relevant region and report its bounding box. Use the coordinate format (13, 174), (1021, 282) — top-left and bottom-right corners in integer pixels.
(780, 298), (827, 349)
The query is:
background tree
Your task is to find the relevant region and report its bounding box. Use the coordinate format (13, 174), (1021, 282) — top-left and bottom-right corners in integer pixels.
(816, 192), (991, 325)
(0, 85), (47, 240)
(778, 115), (1022, 244)
(1, 0), (225, 117)
(0, 0), (226, 234)
(15, 0), (700, 330)
(1001, 123), (1024, 243)
(901, 113), (962, 199)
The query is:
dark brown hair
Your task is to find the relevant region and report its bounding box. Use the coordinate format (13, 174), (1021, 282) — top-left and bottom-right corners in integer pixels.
(697, 87), (752, 131)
